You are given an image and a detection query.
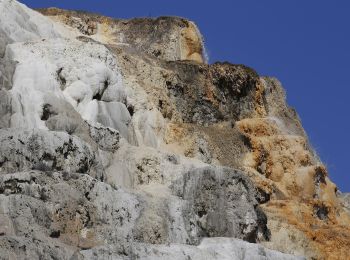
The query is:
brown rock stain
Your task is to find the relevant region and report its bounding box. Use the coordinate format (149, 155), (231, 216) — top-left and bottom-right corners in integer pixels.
(237, 116), (350, 260)
(180, 22), (205, 63)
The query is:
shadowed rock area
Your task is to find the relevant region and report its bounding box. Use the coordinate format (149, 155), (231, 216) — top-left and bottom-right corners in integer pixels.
(0, 0), (349, 259)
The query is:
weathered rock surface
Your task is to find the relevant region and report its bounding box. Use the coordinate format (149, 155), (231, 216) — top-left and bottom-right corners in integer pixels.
(171, 167), (269, 243)
(0, 0), (348, 259)
(0, 129), (104, 179)
(37, 8), (207, 63)
(0, 171), (140, 259)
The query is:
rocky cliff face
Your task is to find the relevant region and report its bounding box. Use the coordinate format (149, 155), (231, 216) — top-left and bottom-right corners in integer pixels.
(0, 1), (349, 259)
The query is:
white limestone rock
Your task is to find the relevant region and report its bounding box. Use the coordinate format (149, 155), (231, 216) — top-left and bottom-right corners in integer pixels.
(4, 39), (131, 133)
(0, 0), (61, 56)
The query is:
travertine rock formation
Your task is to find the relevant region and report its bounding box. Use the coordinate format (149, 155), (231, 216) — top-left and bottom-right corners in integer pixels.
(0, 0), (349, 259)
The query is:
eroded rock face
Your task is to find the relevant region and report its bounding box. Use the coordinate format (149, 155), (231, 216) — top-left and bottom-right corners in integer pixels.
(0, 171), (140, 259)
(0, 0), (348, 259)
(171, 167), (269, 243)
(37, 8), (207, 63)
(0, 129), (104, 180)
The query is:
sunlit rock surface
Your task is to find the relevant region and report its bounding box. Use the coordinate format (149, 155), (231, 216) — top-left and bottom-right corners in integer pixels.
(0, 0), (349, 259)
(37, 7), (208, 63)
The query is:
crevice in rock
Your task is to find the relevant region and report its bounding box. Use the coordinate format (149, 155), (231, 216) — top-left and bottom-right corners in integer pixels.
(158, 99), (163, 110)
(255, 206), (271, 242)
(77, 157), (90, 174)
(152, 49), (162, 58)
(314, 166), (327, 185)
(93, 79), (109, 101)
(314, 204), (329, 220)
(255, 187), (271, 204)
(127, 104), (134, 117)
(49, 230), (61, 238)
(197, 210), (207, 218)
(0, 178), (31, 195)
(56, 68), (66, 89)
(41, 104), (56, 121)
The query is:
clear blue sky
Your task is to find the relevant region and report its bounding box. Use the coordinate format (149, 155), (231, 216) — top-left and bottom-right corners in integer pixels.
(20, 0), (350, 192)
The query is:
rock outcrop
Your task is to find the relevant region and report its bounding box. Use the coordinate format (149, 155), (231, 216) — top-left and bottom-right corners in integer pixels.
(37, 8), (207, 63)
(0, 0), (348, 259)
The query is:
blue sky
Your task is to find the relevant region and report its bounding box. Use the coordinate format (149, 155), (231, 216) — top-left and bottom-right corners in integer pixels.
(20, 0), (350, 192)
